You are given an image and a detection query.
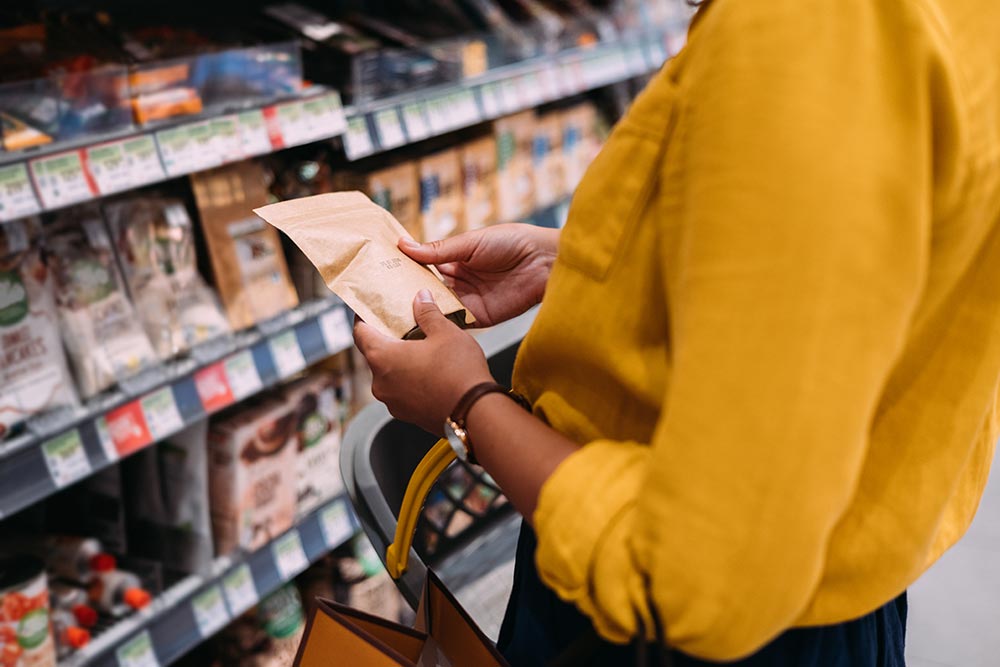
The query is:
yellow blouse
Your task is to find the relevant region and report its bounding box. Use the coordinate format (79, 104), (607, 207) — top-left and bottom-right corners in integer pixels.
(513, 0), (1000, 660)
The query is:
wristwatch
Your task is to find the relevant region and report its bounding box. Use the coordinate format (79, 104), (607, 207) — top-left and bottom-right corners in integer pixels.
(444, 382), (532, 464)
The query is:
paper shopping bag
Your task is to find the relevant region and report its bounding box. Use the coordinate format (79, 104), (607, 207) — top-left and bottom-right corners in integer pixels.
(293, 568), (509, 666)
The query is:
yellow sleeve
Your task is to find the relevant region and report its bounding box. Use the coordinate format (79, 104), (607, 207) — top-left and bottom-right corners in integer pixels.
(533, 0), (948, 659)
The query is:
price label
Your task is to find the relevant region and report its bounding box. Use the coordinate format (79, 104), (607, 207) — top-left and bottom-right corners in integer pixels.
(373, 108), (405, 150)
(518, 73), (543, 106)
(272, 529), (308, 580)
(157, 124), (219, 176)
(210, 116), (244, 163)
(302, 93), (347, 140)
(238, 110), (274, 156)
(116, 631), (159, 667)
(223, 350), (263, 400)
(191, 585), (230, 638)
(452, 89), (481, 127)
(343, 115), (374, 161)
(499, 78), (523, 114)
(423, 95), (452, 134)
(269, 331), (306, 379)
(538, 65), (560, 101)
(611, 48), (630, 80)
(105, 401), (152, 457)
(29, 150), (96, 209)
(0, 163), (41, 222)
(319, 308), (353, 353)
(41, 429), (91, 488)
(478, 83), (504, 119)
(195, 362), (235, 412)
(401, 102), (430, 141)
(625, 43), (648, 76)
(275, 100), (311, 147)
(559, 59), (585, 95)
(121, 135), (166, 185)
(319, 501), (354, 548)
(84, 142), (130, 195)
(222, 564), (259, 616)
(140, 387), (184, 441)
(94, 416), (119, 463)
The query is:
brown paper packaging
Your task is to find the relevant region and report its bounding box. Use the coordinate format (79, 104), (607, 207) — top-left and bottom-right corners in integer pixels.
(254, 191), (474, 339)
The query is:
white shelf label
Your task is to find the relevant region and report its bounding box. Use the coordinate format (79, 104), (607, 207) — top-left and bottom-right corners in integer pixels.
(29, 150), (95, 209)
(0, 163), (41, 222)
(274, 101), (311, 146)
(272, 529), (308, 581)
(401, 102), (430, 141)
(140, 387), (184, 441)
(191, 585), (230, 638)
(116, 631), (159, 667)
(452, 89), (481, 127)
(499, 78), (523, 114)
(301, 93), (347, 140)
(269, 331), (306, 379)
(86, 135), (165, 195)
(478, 83), (503, 119)
(41, 429), (91, 488)
(222, 564), (258, 616)
(518, 73), (544, 106)
(423, 95), (452, 134)
(343, 115), (375, 161)
(559, 59), (585, 95)
(223, 350), (263, 401)
(238, 110), (274, 156)
(156, 123), (220, 176)
(373, 108), (405, 150)
(94, 416), (119, 463)
(319, 501), (354, 548)
(210, 116), (244, 163)
(538, 65), (560, 101)
(319, 308), (353, 353)
(626, 43), (648, 75)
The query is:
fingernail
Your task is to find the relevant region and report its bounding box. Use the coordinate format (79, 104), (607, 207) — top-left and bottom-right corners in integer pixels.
(400, 237), (420, 248)
(417, 288), (434, 303)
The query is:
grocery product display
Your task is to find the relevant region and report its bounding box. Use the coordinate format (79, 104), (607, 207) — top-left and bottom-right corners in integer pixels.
(0, 1), (690, 665)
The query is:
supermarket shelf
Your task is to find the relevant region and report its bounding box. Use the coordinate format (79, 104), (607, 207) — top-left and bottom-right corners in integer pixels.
(341, 24), (686, 160)
(0, 90), (347, 222)
(0, 22), (686, 223)
(0, 298), (356, 520)
(63, 494), (360, 667)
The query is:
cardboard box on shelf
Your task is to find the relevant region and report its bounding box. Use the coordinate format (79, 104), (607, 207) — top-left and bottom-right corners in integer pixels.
(208, 398), (298, 555)
(366, 161), (423, 243)
(532, 114), (566, 208)
(192, 161), (299, 330)
(494, 111), (536, 222)
(418, 149), (464, 242)
(459, 136), (499, 231)
(281, 373), (345, 518)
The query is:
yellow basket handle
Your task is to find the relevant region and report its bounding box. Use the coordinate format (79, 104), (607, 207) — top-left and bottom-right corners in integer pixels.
(385, 438), (457, 579)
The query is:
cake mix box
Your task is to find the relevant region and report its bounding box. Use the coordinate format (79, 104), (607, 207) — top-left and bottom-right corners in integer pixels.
(459, 136), (499, 231)
(494, 111), (536, 222)
(418, 149), (464, 242)
(532, 114), (566, 208)
(208, 399), (298, 555)
(281, 372), (344, 518)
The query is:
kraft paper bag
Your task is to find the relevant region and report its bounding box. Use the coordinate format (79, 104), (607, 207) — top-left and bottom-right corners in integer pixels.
(293, 569), (509, 667)
(254, 192), (474, 339)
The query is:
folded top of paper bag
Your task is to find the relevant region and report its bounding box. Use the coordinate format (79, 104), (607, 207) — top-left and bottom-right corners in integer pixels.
(254, 191), (474, 339)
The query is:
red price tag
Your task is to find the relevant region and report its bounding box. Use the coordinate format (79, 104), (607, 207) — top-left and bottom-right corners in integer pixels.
(194, 362), (235, 412)
(105, 401), (152, 457)
(262, 106), (285, 150)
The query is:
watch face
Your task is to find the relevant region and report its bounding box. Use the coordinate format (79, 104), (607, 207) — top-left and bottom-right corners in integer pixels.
(444, 419), (468, 461)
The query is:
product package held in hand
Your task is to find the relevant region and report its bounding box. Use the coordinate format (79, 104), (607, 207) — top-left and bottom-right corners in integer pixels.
(254, 192), (475, 339)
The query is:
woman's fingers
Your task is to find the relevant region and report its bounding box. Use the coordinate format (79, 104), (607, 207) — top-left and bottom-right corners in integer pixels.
(399, 233), (480, 265)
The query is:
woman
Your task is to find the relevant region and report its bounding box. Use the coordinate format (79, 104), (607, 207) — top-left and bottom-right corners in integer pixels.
(353, 0), (1000, 664)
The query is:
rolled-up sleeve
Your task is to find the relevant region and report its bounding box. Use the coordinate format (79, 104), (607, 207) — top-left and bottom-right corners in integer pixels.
(532, 0), (942, 659)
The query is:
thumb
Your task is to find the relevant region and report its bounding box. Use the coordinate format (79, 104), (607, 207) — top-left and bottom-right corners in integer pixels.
(399, 233), (477, 265)
(412, 289), (453, 337)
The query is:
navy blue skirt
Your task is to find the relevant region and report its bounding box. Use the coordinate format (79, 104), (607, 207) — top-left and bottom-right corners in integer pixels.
(497, 522), (907, 667)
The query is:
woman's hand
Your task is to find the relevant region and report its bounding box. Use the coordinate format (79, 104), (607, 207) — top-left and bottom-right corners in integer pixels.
(353, 289), (494, 435)
(399, 223), (559, 328)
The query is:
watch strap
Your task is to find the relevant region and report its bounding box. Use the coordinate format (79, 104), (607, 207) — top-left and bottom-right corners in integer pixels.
(450, 382), (532, 464)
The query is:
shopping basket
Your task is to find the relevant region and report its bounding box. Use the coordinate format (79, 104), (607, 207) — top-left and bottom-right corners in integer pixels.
(340, 309), (536, 635)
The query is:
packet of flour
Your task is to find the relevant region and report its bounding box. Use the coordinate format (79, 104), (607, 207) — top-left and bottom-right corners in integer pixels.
(254, 191), (474, 339)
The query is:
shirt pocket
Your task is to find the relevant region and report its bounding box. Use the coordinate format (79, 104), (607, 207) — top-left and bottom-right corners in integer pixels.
(558, 92), (677, 281)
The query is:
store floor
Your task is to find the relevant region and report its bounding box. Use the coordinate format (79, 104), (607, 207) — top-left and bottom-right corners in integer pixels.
(906, 441), (1000, 667)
